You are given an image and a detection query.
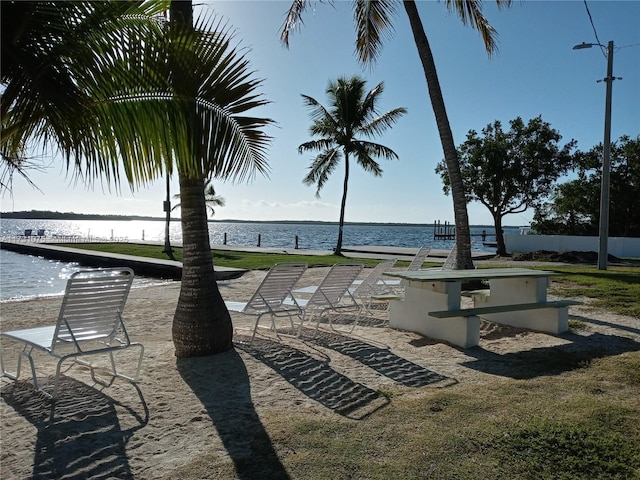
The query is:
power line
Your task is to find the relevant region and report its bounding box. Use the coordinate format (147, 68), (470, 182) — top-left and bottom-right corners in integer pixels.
(582, 0), (607, 58)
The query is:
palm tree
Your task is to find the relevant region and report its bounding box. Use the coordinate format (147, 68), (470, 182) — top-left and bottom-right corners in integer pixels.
(167, 1), (272, 357)
(300, 76), (406, 254)
(172, 181), (226, 217)
(281, 0), (511, 269)
(3, 1), (273, 357)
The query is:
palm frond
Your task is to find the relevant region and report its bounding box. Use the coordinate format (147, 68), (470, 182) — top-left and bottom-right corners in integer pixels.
(2, 2), (272, 192)
(303, 148), (342, 195)
(360, 107), (408, 138)
(298, 138), (336, 153)
(446, 0), (510, 57)
(353, 0), (397, 65)
(280, 0), (338, 48)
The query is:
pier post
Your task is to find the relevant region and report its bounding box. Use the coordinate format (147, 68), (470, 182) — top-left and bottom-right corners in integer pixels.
(223, 232), (227, 245)
(257, 234), (261, 247)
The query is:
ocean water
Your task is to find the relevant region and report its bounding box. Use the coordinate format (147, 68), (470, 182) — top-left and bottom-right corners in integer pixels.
(0, 249), (171, 302)
(0, 218), (516, 251)
(0, 218), (520, 301)
(0, 249), (80, 302)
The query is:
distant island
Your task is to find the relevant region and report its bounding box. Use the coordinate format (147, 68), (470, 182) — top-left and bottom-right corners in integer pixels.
(1, 210), (162, 221)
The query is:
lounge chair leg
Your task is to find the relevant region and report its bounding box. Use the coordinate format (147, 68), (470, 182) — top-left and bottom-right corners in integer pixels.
(22, 349), (40, 392)
(106, 344), (144, 383)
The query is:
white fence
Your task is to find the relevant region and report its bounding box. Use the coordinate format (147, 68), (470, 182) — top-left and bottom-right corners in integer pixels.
(505, 234), (640, 258)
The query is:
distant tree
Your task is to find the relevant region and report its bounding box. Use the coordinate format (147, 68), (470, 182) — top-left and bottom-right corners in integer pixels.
(436, 116), (576, 255)
(173, 181), (225, 217)
(532, 135), (640, 237)
(299, 76), (406, 255)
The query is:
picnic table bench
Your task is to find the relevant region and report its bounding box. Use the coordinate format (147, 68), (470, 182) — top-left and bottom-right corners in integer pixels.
(384, 268), (581, 348)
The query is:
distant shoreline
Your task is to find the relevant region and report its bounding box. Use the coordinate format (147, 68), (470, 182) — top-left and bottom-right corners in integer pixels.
(0, 211), (517, 228)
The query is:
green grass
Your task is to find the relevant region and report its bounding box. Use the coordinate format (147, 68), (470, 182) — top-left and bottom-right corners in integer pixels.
(60, 242), (382, 269)
(537, 265), (640, 318)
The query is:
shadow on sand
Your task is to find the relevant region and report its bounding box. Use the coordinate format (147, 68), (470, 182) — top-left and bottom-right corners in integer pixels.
(462, 330), (640, 379)
(1, 376), (148, 479)
(301, 328), (454, 388)
(176, 349), (290, 480)
(234, 336), (390, 420)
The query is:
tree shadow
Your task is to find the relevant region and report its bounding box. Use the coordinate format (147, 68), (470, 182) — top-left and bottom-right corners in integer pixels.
(1, 376), (148, 479)
(570, 313), (640, 336)
(461, 332), (640, 379)
(176, 349), (290, 480)
(301, 328), (454, 388)
(234, 336), (390, 420)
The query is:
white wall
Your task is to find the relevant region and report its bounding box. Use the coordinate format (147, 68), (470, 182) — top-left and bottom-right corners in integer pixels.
(504, 234), (640, 258)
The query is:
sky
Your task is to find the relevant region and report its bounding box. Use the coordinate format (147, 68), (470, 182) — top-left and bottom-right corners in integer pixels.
(2, 0), (639, 226)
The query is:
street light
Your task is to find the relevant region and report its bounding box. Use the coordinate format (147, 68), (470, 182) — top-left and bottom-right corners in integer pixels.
(572, 40), (619, 270)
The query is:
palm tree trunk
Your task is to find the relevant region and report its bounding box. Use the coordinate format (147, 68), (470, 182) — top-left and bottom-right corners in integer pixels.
(335, 151), (350, 255)
(172, 174), (234, 357)
(403, 0), (474, 269)
(170, 0), (233, 357)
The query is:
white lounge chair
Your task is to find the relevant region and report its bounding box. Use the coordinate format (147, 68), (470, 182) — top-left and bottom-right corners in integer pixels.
(351, 259), (401, 318)
(226, 262), (308, 342)
(407, 245), (432, 271)
(294, 263), (364, 335)
(0, 268), (143, 400)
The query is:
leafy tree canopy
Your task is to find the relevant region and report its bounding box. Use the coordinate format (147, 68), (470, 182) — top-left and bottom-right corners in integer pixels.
(532, 135), (640, 237)
(436, 116), (576, 255)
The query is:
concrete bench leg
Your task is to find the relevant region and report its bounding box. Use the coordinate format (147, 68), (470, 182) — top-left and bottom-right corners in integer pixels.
(423, 315), (481, 348)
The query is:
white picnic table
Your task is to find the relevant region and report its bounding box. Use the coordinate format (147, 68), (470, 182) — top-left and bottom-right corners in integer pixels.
(384, 268), (580, 348)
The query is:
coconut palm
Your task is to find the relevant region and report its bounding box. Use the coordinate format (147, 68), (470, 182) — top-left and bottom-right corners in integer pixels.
(281, 0), (511, 269)
(300, 76), (406, 254)
(2, 1), (273, 357)
(173, 181), (226, 217)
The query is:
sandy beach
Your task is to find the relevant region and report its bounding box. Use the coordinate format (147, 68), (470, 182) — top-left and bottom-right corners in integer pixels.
(1, 265), (639, 479)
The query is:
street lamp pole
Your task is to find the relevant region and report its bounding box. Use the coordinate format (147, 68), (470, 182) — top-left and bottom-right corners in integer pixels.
(599, 40), (614, 271)
(163, 173), (173, 255)
(573, 40), (615, 270)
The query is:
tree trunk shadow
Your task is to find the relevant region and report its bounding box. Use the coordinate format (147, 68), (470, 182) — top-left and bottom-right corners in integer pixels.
(176, 349), (290, 480)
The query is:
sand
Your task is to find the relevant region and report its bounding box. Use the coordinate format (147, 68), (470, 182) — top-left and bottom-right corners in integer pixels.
(1, 266), (639, 479)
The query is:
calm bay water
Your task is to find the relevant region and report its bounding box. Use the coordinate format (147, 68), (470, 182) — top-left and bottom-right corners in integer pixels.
(1, 218), (521, 301)
(0, 218), (517, 251)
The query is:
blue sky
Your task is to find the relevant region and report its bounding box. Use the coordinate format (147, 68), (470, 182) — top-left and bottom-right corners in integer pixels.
(2, 0), (639, 226)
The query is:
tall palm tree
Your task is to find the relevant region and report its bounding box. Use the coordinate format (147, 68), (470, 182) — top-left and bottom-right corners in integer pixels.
(163, 1), (274, 357)
(3, 1), (273, 357)
(300, 76), (406, 254)
(173, 181), (226, 217)
(281, 0), (511, 269)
